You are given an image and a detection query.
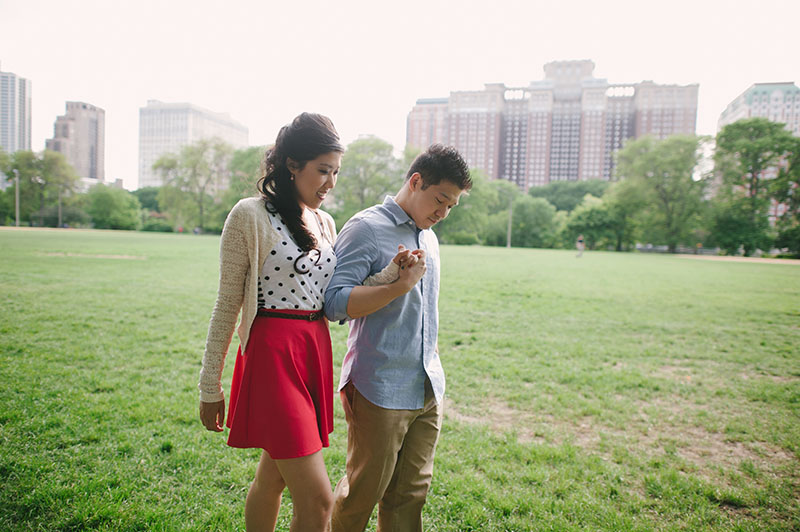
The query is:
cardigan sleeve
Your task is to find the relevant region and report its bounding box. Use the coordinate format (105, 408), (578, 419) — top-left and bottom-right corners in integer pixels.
(363, 261), (400, 286)
(198, 205), (250, 403)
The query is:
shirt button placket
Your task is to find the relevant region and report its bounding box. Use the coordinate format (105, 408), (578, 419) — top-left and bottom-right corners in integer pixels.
(420, 231), (428, 364)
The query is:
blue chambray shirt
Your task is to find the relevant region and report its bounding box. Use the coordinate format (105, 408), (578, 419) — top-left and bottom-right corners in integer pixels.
(324, 196), (443, 410)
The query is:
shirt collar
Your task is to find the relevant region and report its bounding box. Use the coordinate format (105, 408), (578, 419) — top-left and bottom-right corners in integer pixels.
(382, 195), (417, 228)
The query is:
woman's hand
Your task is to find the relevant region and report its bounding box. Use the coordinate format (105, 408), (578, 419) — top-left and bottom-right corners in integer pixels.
(199, 399), (226, 432)
(392, 245), (424, 270)
(395, 249), (426, 291)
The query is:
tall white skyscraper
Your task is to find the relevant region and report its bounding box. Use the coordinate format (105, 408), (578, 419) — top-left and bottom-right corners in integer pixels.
(46, 101), (105, 185)
(138, 100), (249, 189)
(0, 64), (32, 155)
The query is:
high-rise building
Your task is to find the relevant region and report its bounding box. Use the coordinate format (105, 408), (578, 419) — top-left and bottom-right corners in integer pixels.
(46, 101), (105, 185)
(406, 60), (699, 190)
(718, 82), (800, 137)
(0, 64), (32, 155)
(138, 100), (249, 189)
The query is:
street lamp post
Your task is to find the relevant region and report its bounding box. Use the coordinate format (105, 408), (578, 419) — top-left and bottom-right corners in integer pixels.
(506, 194), (512, 248)
(13, 169), (20, 227)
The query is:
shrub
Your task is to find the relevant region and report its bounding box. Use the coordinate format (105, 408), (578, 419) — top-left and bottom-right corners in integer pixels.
(141, 218), (173, 232)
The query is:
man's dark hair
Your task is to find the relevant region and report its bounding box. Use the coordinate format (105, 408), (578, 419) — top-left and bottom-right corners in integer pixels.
(406, 144), (472, 191)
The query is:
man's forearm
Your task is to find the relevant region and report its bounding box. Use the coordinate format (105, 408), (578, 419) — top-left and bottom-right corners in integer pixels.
(346, 283), (409, 319)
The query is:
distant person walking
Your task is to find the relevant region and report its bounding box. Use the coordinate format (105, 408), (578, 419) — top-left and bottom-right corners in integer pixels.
(576, 234), (585, 258)
(197, 113), (344, 532)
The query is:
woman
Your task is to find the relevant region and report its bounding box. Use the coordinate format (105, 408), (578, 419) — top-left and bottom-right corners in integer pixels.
(198, 112), (344, 531)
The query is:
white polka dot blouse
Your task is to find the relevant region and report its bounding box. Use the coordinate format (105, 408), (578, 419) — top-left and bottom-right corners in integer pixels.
(257, 209), (337, 311)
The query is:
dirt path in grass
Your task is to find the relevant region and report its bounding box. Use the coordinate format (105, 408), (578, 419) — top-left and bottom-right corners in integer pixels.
(676, 254), (800, 265)
(445, 395), (798, 487)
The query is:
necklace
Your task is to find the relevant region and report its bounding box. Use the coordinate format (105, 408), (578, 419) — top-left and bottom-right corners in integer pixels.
(307, 208), (332, 246)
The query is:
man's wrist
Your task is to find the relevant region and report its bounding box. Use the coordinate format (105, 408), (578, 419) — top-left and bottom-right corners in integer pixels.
(387, 279), (412, 298)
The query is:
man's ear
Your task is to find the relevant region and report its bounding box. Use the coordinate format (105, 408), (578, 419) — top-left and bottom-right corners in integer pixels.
(408, 172), (423, 192)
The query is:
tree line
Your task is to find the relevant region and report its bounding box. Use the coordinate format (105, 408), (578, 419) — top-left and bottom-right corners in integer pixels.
(1, 117), (798, 256)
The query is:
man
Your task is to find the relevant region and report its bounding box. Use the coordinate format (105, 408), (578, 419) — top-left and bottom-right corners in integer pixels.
(324, 144), (472, 532)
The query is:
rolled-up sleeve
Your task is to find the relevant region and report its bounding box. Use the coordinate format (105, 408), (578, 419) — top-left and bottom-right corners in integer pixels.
(324, 217), (378, 322)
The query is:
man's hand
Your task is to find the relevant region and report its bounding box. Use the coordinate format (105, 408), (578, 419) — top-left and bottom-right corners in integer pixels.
(199, 399), (225, 432)
(392, 245), (423, 271)
(345, 249), (427, 319)
(395, 249), (426, 291)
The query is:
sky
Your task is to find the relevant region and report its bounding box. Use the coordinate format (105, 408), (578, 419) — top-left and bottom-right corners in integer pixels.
(1, 0), (798, 190)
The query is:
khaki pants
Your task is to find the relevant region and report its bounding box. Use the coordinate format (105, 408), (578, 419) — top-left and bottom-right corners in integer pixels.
(331, 382), (443, 532)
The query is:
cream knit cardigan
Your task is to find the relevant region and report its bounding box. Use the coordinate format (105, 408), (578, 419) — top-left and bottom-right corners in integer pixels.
(198, 196), (337, 403)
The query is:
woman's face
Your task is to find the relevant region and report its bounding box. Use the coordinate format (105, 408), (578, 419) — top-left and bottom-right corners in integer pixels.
(289, 151), (342, 210)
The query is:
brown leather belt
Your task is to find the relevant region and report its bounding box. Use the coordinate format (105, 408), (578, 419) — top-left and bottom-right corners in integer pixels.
(257, 309), (324, 321)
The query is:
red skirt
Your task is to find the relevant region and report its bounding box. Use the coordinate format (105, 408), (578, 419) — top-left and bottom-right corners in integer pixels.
(226, 309), (334, 459)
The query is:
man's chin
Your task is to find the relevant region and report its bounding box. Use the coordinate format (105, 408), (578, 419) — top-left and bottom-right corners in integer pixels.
(421, 218), (440, 229)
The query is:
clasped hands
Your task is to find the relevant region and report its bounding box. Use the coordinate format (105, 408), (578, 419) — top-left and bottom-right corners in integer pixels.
(392, 244), (426, 288)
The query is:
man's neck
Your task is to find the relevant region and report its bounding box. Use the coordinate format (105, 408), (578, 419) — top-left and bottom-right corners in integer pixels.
(393, 188), (413, 220)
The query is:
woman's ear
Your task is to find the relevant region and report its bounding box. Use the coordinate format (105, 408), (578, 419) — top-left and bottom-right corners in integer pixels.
(286, 157), (300, 174)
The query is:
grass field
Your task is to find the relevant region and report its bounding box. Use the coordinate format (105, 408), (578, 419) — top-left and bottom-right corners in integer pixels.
(1, 227), (798, 531)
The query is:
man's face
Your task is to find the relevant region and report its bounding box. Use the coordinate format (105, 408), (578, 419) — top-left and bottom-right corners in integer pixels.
(405, 173), (465, 230)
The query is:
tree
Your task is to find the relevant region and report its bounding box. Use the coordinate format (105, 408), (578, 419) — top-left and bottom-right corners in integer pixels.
(487, 179), (522, 214)
(562, 195), (615, 250)
(0, 187), (12, 225)
(528, 179), (609, 212)
(0, 149), (80, 226)
(132, 186), (161, 212)
(770, 137), (800, 255)
(481, 179), (524, 247)
(0, 149), (11, 224)
(0, 150), (38, 224)
(616, 135), (708, 252)
(715, 118), (795, 254)
(434, 169), (495, 245)
(485, 195), (557, 248)
(153, 138), (234, 231)
(156, 184), (197, 231)
(708, 199), (771, 256)
(39, 150), (81, 227)
(86, 184), (141, 230)
(209, 145), (267, 231)
(228, 146), (265, 198)
(330, 136), (403, 228)
(601, 179), (647, 251)
(512, 196), (558, 248)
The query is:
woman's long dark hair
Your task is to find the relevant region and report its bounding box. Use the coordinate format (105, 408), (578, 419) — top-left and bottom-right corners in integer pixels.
(257, 113), (343, 256)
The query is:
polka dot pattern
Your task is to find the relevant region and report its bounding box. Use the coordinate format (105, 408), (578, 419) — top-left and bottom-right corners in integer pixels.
(257, 209), (336, 311)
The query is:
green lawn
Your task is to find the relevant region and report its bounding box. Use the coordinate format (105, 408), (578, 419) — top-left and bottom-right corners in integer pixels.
(1, 228), (798, 531)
